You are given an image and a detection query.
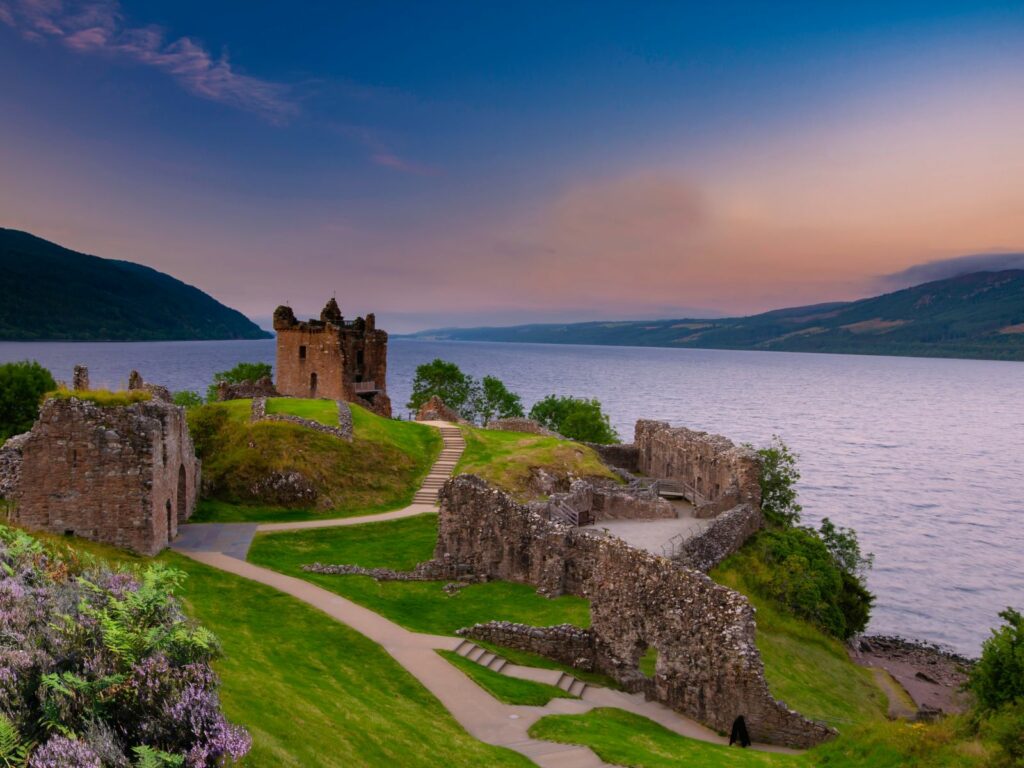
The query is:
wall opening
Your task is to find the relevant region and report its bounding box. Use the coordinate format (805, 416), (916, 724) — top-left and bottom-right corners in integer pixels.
(310, 372), (318, 397)
(639, 646), (658, 679)
(177, 465), (187, 523)
(299, 345), (306, 360)
(165, 499), (173, 543)
(356, 350), (364, 366)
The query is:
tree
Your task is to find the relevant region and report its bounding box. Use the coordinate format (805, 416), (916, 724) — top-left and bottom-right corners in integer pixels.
(970, 607), (1024, 712)
(206, 362), (272, 402)
(172, 391), (204, 408)
(476, 376), (524, 424)
(0, 360), (56, 442)
(757, 436), (803, 527)
(407, 359), (476, 420)
(528, 395), (618, 444)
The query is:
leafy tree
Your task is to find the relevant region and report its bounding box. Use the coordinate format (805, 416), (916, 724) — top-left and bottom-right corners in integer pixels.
(528, 395), (618, 444)
(207, 362), (272, 402)
(0, 360), (56, 442)
(819, 517), (874, 578)
(171, 391), (204, 408)
(406, 359), (476, 420)
(757, 436), (803, 527)
(970, 608), (1024, 712)
(477, 376), (525, 424)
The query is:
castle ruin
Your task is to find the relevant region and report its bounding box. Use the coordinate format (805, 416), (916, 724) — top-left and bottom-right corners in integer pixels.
(273, 298), (392, 417)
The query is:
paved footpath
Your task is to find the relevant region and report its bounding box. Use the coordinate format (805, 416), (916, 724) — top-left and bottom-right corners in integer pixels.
(174, 420), (792, 766)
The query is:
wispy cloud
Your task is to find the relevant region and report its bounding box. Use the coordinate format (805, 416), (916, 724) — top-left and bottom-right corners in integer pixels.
(0, 0), (297, 122)
(334, 122), (440, 176)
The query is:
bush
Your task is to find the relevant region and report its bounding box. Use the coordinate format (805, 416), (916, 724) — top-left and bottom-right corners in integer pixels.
(979, 700), (1024, 766)
(0, 526), (249, 766)
(0, 361), (55, 441)
(476, 376), (525, 424)
(970, 608), (1024, 712)
(757, 436), (803, 527)
(207, 362), (272, 402)
(528, 395), (618, 444)
(172, 390), (205, 408)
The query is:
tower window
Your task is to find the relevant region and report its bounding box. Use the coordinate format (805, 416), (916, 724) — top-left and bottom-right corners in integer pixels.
(356, 350), (364, 366)
(299, 345), (307, 360)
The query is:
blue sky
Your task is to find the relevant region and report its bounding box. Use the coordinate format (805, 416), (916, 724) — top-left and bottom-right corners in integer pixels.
(2, 1), (1023, 330)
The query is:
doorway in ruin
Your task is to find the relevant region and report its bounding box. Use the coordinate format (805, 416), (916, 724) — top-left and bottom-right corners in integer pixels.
(310, 372), (318, 397)
(177, 465), (187, 523)
(165, 500), (173, 543)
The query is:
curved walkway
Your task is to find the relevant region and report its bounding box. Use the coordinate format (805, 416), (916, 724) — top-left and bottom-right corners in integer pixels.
(173, 420), (788, 766)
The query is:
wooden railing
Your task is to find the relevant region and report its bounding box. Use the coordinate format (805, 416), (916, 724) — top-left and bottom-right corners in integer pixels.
(549, 501), (580, 527)
(352, 381), (378, 393)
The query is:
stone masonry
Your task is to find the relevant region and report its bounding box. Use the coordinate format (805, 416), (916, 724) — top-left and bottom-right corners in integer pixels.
(7, 392), (200, 556)
(433, 475), (835, 748)
(635, 420), (762, 517)
(274, 298), (392, 417)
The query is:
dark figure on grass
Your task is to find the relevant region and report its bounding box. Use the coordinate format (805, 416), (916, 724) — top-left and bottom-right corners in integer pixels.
(729, 715), (751, 747)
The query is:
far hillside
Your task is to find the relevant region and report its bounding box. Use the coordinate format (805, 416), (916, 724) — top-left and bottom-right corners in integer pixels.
(409, 270), (1024, 361)
(0, 227), (270, 340)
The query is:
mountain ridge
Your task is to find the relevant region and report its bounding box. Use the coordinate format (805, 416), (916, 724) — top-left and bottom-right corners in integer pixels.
(0, 228), (271, 341)
(406, 270), (1024, 361)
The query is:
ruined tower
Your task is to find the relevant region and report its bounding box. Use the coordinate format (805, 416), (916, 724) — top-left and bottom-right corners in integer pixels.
(273, 298), (392, 417)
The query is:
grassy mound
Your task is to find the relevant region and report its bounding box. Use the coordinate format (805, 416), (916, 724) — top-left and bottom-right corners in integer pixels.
(455, 426), (617, 499)
(711, 559), (887, 730)
(247, 514), (590, 635)
(188, 398), (440, 522)
(439, 650), (577, 706)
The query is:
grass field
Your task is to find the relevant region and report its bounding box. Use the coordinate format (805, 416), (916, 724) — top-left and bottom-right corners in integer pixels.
(455, 427), (616, 499)
(439, 651), (577, 706)
(188, 399), (441, 522)
(247, 514), (591, 635)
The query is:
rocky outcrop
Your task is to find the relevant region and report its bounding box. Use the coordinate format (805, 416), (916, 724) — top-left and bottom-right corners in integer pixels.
(415, 395), (466, 423)
(432, 475), (834, 748)
(486, 417), (560, 437)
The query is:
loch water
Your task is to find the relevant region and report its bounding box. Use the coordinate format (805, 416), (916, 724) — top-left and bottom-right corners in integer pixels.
(2, 337), (1021, 656)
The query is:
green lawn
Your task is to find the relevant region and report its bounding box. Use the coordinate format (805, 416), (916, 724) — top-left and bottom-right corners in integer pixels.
(188, 399), (441, 523)
(529, 708), (802, 767)
(439, 651), (577, 706)
(247, 514), (591, 636)
(711, 564), (888, 730)
(455, 427), (617, 500)
(163, 552), (532, 768)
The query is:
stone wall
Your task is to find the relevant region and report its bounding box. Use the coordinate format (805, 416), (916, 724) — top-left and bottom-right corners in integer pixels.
(486, 417), (560, 437)
(215, 376), (279, 401)
(8, 397), (200, 555)
(415, 395), (467, 424)
(671, 503), (764, 572)
(584, 442), (640, 473)
(531, 478), (675, 525)
(434, 475), (834, 748)
(274, 299), (391, 417)
(458, 622), (598, 671)
(635, 420), (762, 517)
(250, 397), (354, 442)
(0, 432), (29, 499)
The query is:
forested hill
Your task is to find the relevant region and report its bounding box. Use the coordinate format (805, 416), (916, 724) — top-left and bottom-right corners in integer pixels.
(0, 228), (271, 341)
(409, 270), (1024, 361)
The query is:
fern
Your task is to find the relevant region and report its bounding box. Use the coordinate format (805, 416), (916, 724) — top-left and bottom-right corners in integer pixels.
(0, 714), (30, 768)
(132, 745), (185, 767)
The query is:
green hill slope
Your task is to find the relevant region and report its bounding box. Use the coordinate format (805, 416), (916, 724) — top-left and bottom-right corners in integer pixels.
(0, 228), (270, 340)
(410, 271), (1024, 361)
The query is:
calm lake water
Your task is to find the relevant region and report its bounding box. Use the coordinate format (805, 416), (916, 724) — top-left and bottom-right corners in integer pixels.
(2, 338), (1021, 655)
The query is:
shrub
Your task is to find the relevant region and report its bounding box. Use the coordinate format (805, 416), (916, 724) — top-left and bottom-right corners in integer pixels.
(528, 395), (618, 444)
(0, 526), (249, 766)
(0, 360), (56, 442)
(207, 362), (272, 402)
(979, 700), (1024, 765)
(970, 608), (1024, 712)
(172, 391), (204, 408)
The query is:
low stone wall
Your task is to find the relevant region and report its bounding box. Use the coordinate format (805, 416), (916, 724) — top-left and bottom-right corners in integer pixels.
(487, 417), (560, 437)
(672, 503), (764, 572)
(250, 398), (353, 442)
(434, 475), (834, 748)
(458, 621), (598, 671)
(216, 376), (279, 401)
(585, 442), (640, 473)
(303, 560), (455, 581)
(635, 420), (762, 517)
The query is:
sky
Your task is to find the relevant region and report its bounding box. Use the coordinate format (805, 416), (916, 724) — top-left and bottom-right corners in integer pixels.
(2, 1), (1024, 332)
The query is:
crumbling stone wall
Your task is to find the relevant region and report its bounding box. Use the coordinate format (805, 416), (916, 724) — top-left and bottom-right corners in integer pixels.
(458, 622), (598, 671)
(486, 417), (560, 437)
(274, 299), (391, 417)
(128, 370), (173, 402)
(8, 396), (200, 556)
(415, 395), (466, 423)
(671, 503), (764, 572)
(584, 442), (640, 473)
(434, 476), (834, 748)
(531, 478), (675, 525)
(635, 420), (762, 517)
(249, 397), (353, 442)
(0, 432), (29, 499)
(215, 376), (278, 401)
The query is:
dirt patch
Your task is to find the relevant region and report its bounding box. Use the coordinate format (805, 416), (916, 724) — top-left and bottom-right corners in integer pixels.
(841, 318), (909, 334)
(998, 322), (1024, 334)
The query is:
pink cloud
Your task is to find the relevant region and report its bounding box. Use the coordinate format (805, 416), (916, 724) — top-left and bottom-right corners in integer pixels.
(0, 0), (297, 123)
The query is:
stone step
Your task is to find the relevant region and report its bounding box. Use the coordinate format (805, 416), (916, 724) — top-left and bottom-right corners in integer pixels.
(487, 656), (507, 673)
(477, 652), (496, 667)
(466, 645), (486, 662)
(454, 640), (475, 657)
(568, 678), (587, 697)
(556, 673), (573, 692)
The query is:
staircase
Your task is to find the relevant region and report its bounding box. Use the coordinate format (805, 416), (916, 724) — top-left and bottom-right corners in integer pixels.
(412, 424), (466, 505)
(453, 639), (589, 698)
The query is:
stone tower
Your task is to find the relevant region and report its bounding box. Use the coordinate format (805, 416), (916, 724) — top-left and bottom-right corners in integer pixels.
(273, 298), (392, 417)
